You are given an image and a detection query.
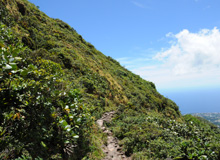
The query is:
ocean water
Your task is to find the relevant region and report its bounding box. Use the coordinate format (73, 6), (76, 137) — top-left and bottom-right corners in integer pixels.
(159, 87), (220, 114)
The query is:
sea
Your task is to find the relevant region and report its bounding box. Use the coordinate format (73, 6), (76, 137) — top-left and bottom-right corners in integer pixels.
(159, 87), (220, 114)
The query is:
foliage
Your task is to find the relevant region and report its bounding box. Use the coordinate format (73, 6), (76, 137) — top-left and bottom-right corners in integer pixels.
(110, 111), (220, 159)
(1, 0), (220, 159)
(0, 23), (92, 159)
(192, 113), (220, 128)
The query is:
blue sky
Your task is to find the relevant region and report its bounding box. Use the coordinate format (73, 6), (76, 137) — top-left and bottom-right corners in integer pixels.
(28, 0), (220, 113)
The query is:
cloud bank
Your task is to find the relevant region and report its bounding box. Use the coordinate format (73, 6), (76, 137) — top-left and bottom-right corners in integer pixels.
(118, 27), (220, 90)
(156, 27), (220, 76)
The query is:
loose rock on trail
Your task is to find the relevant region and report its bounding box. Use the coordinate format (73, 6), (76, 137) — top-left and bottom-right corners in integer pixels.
(97, 111), (131, 160)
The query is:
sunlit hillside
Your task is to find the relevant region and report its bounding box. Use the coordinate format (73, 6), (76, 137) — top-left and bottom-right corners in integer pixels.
(0, 0), (220, 159)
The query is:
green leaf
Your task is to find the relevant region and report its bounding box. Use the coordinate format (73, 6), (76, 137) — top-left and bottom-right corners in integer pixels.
(9, 63), (17, 70)
(59, 119), (68, 127)
(65, 125), (71, 130)
(69, 115), (73, 119)
(41, 141), (47, 148)
(21, 69), (28, 76)
(0, 128), (6, 136)
(73, 135), (79, 139)
(4, 64), (12, 70)
(0, 42), (4, 48)
(9, 57), (14, 62)
(14, 57), (22, 61)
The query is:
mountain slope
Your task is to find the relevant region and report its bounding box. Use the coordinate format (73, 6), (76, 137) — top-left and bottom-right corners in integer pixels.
(1, 0), (220, 159)
(192, 113), (220, 128)
(1, 0), (180, 118)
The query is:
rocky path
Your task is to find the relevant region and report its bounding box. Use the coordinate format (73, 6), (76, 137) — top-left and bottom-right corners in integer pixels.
(97, 111), (131, 160)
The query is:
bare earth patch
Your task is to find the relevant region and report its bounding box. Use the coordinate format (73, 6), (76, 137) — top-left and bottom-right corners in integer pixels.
(97, 111), (131, 160)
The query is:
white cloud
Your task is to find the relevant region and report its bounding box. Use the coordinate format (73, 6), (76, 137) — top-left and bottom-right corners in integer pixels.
(118, 27), (220, 90)
(156, 27), (220, 76)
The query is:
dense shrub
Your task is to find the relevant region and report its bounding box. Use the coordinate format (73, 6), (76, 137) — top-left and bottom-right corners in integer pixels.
(110, 110), (220, 159)
(1, 1), (220, 159)
(0, 23), (92, 159)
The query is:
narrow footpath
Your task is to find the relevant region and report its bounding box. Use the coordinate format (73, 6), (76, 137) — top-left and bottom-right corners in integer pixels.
(96, 111), (131, 160)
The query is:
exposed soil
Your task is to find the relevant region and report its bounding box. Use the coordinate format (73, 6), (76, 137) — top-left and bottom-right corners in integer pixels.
(97, 111), (131, 160)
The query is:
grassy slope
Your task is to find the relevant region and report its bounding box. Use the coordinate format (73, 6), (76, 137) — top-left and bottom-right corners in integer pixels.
(1, 0), (220, 159)
(3, 0), (180, 118)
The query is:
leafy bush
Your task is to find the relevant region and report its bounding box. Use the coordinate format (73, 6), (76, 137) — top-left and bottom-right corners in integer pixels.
(0, 23), (92, 159)
(1, 1), (220, 159)
(110, 110), (220, 159)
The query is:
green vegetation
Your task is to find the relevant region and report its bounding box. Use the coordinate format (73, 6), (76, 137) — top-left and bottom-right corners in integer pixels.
(110, 111), (220, 159)
(0, 0), (220, 159)
(192, 113), (220, 128)
(0, 22), (93, 159)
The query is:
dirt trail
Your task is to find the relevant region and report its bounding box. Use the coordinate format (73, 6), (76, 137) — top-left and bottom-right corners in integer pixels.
(97, 111), (131, 160)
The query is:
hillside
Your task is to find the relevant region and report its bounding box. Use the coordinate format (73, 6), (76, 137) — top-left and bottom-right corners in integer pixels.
(0, 0), (220, 159)
(192, 113), (220, 128)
